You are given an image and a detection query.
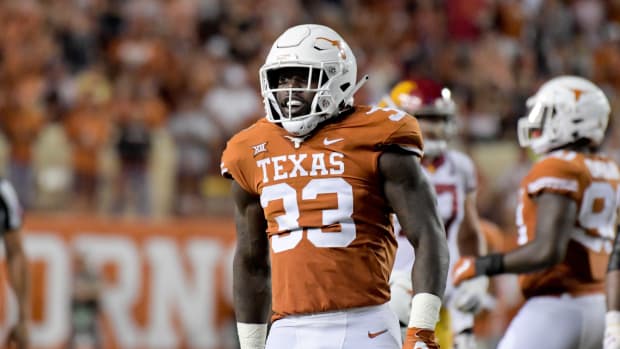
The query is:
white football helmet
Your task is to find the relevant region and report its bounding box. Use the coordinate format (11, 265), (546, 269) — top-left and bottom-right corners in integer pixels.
(517, 76), (610, 154)
(260, 24), (364, 136)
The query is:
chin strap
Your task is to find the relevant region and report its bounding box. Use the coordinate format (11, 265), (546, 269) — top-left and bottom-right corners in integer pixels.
(343, 75), (369, 105)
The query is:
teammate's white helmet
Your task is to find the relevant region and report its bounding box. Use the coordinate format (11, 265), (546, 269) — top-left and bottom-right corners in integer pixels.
(518, 76), (610, 154)
(260, 24), (359, 136)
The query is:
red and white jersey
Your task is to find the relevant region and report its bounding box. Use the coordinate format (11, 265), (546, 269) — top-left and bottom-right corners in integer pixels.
(221, 106), (423, 318)
(515, 150), (620, 298)
(393, 150), (477, 295)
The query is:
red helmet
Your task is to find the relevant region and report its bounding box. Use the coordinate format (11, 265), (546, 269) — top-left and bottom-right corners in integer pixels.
(380, 79), (457, 157)
(385, 79), (456, 117)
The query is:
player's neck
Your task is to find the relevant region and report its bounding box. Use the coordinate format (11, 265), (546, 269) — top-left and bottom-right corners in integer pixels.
(553, 138), (598, 154)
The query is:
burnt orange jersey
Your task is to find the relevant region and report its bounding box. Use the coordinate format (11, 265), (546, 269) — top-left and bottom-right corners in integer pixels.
(221, 105), (423, 318)
(515, 150), (620, 298)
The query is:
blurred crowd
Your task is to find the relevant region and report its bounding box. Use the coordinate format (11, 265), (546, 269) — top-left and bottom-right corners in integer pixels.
(0, 0), (619, 221)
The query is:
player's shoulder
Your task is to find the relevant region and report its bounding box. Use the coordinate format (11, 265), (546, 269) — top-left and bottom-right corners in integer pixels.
(445, 149), (476, 175)
(347, 105), (416, 127)
(341, 105), (423, 155)
(523, 150), (587, 194)
(529, 150), (582, 176)
(225, 119), (272, 149)
(583, 152), (620, 181)
(220, 119), (277, 181)
(445, 149), (474, 167)
(222, 119), (280, 160)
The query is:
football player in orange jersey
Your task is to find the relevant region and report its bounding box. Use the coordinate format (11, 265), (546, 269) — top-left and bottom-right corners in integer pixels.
(0, 178), (30, 349)
(453, 76), (619, 349)
(221, 24), (449, 349)
(606, 231), (620, 349)
(380, 79), (488, 349)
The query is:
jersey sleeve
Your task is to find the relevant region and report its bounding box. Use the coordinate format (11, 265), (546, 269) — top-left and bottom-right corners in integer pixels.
(382, 113), (424, 157)
(220, 139), (258, 195)
(0, 180), (22, 232)
(463, 156), (477, 193)
(453, 151), (477, 193)
(523, 155), (581, 200)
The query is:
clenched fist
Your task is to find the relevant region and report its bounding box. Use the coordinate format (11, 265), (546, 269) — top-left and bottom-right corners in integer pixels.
(452, 257), (477, 287)
(403, 327), (439, 349)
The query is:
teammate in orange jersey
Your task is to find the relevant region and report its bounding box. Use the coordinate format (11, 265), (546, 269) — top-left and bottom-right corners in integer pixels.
(606, 231), (620, 349)
(380, 79), (487, 349)
(0, 179), (30, 349)
(453, 76), (619, 349)
(221, 24), (449, 349)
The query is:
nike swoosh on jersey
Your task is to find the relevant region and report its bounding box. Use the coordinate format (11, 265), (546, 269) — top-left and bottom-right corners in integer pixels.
(367, 329), (388, 338)
(323, 137), (344, 145)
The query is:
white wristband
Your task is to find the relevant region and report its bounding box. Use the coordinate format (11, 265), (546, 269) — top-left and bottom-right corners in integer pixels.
(607, 311), (620, 327)
(408, 293), (442, 329)
(237, 322), (267, 349)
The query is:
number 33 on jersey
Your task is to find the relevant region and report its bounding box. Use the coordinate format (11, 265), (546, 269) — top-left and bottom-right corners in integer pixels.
(221, 106), (423, 318)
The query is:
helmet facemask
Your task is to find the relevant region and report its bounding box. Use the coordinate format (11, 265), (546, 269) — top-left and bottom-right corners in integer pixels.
(417, 113), (456, 157)
(517, 99), (555, 153)
(261, 62), (351, 136)
(259, 24), (362, 137)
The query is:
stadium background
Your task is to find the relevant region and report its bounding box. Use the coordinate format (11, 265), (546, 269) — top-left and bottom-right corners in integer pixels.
(0, 0), (618, 348)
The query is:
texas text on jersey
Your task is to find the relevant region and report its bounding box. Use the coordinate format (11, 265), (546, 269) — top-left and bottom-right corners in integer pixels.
(221, 105), (422, 319)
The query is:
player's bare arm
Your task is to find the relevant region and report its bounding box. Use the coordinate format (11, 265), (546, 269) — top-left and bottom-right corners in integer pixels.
(4, 229), (30, 349)
(231, 180), (271, 323)
(454, 192), (576, 285)
(380, 150), (448, 349)
(380, 150), (449, 297)
(452, 190), (490, 316)
(501, 192), (576, 273)
(231, 181), (271, 347)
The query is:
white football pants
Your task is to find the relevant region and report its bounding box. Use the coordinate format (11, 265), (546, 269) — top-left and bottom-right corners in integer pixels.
(266, 303), (401, 349)
(498, 293), (605, 349)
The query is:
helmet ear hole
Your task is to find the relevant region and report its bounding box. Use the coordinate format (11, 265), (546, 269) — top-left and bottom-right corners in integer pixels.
(340, 83), (351, 92)
(319, 98), (331, 110)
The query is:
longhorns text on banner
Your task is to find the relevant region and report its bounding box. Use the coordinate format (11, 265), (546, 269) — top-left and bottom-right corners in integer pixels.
(0, 215), (236, 349)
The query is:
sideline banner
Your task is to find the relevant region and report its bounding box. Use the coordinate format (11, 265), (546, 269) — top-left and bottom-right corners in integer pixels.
(0, 214), (237, 349)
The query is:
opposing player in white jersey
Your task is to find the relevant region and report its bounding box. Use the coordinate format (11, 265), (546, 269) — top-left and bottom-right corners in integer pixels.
(380, 79), (487, 349)
(453, 76), (618, 349)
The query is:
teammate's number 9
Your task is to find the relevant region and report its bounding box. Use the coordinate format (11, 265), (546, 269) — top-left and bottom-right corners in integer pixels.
(578, 182), (619, 239)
